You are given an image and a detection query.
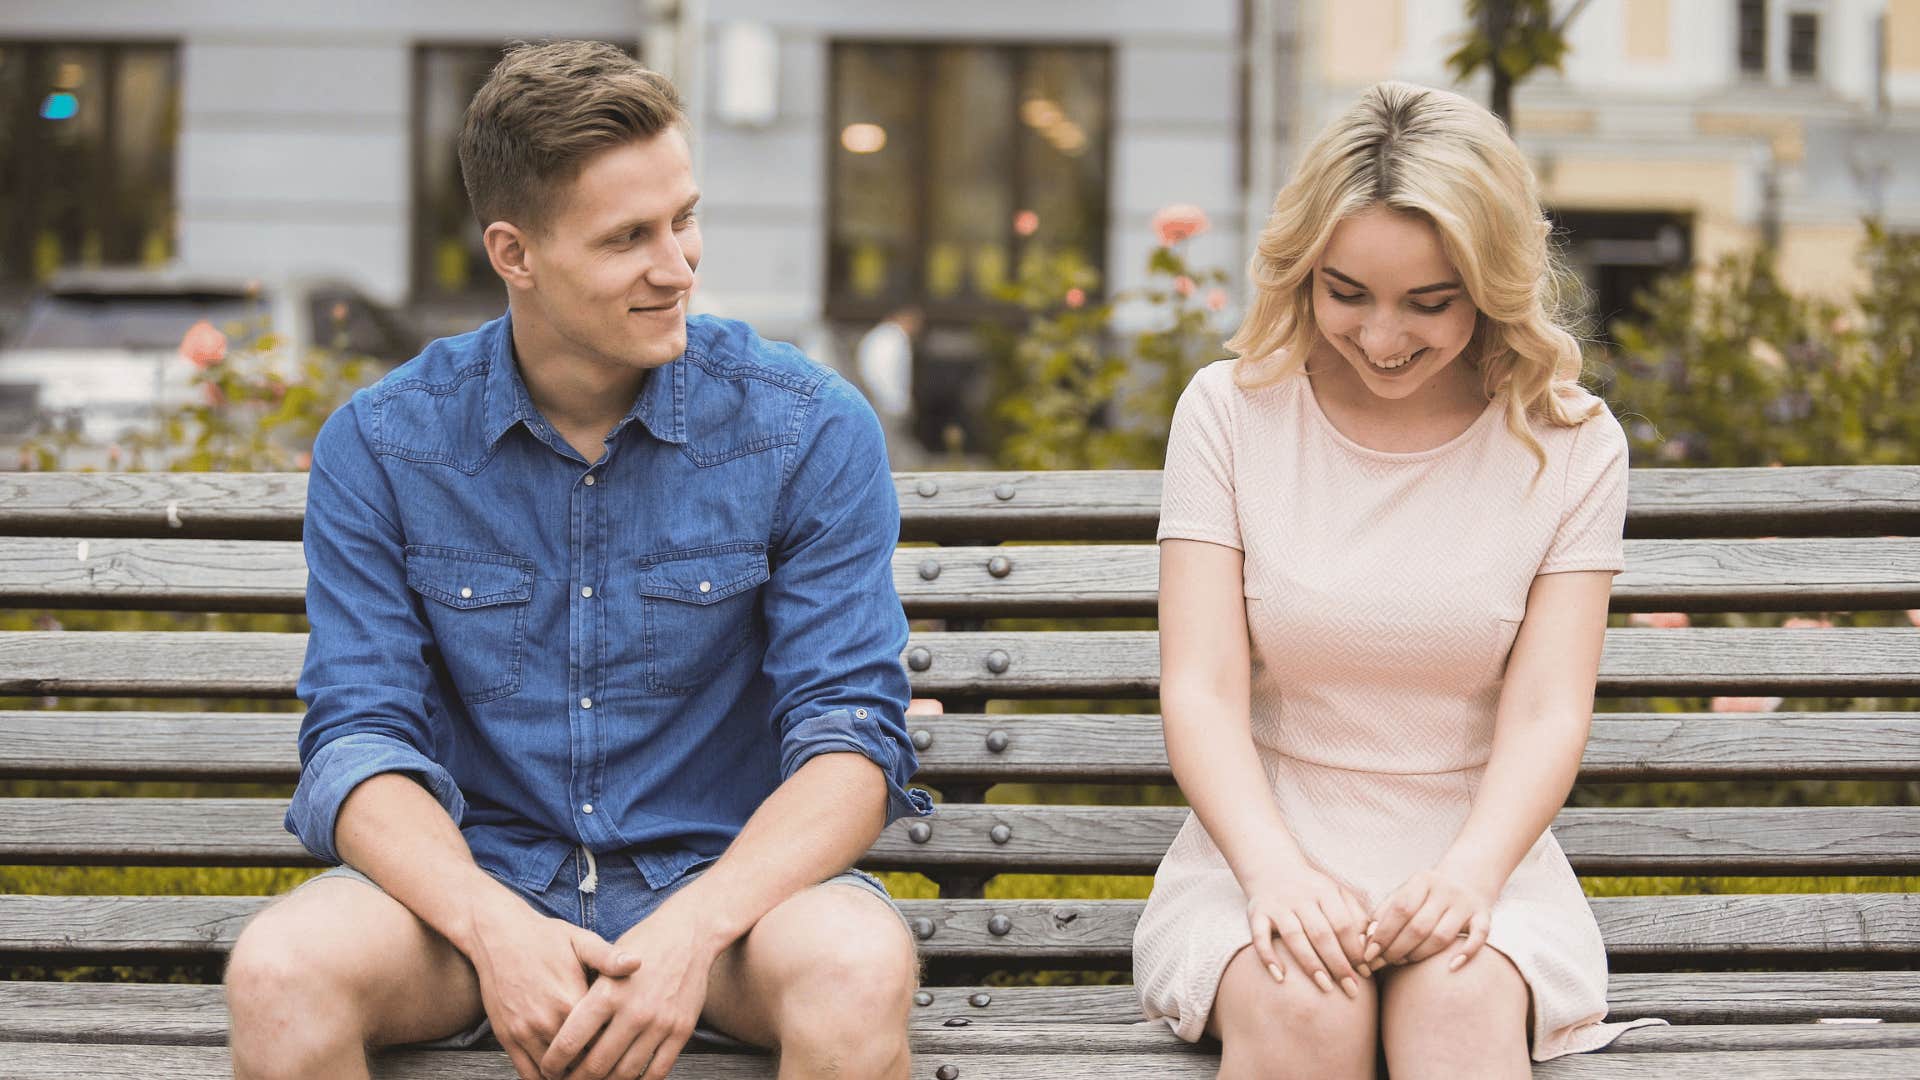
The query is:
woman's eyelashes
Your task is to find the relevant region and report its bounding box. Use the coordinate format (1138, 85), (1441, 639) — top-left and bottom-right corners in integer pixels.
(1325, 287), (1454, 315)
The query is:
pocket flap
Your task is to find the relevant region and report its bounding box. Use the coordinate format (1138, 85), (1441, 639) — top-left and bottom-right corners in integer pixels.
(635, 544), (769, 605)
(404, 545), (535, 608)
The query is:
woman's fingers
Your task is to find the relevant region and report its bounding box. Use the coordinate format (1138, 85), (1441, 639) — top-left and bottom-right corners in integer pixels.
(1378, 897), (1444, 967)
(1336, 888), (1372, 972)
(1448, 910), (1493, 972)
(1246, 908), (1287, 983)
(1273, 913), (1333, 994)
(1300, 910), (1361, 998)
(1403, 906), (1471, 966)
(1364, 882), (1427, 967)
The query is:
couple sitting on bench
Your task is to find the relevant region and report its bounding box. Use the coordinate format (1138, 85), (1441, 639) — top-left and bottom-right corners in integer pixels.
(225, 40), (1657, 1080)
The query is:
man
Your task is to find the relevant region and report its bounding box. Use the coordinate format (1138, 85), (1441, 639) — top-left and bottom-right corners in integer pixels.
(224, 41), (931, 1080)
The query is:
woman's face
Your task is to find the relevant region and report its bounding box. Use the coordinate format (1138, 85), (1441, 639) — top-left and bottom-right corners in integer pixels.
(1310, 205), (1480, 401)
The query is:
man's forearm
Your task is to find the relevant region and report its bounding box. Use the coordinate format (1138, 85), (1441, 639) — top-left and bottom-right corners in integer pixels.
(659, 752), (888, 952)
(334, 771), (529, 955)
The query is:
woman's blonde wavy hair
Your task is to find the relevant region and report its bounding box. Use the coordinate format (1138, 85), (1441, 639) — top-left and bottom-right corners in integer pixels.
(1227, 80), (1600, 470)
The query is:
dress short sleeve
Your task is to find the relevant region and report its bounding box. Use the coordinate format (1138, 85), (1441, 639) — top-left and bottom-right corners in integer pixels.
(1158, 361), (1242, 550)
(1538, 407), (1629, 575)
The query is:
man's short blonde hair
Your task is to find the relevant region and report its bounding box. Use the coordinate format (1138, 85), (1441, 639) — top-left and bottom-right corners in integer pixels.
(457, 40), (684, 233)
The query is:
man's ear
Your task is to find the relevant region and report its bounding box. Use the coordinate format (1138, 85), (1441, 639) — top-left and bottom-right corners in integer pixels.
(483, 221), (536, 292)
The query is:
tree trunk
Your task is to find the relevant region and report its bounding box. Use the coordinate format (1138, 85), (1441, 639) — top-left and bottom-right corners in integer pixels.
(1483, 0), (1517, 129)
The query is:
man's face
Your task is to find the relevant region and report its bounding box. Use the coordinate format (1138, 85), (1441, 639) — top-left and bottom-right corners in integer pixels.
(523, 128), (701, 372)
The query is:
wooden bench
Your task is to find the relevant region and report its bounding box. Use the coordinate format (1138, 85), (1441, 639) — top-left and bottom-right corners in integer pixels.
(2, 466), (1920, 1078)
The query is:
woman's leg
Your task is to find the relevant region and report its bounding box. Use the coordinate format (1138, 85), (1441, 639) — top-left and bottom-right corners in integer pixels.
(1204, 944), (1378, 1080)
(1377, 946), (1530, 1080)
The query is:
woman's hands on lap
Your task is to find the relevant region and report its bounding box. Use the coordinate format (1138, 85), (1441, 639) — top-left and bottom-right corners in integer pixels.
(1362, 864), (1494, 975)
(1243, 863), (1372, 998)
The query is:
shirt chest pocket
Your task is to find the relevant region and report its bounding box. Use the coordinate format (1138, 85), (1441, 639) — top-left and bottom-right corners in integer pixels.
(633, 543), (769, 695)
(404, 545), (536, 705)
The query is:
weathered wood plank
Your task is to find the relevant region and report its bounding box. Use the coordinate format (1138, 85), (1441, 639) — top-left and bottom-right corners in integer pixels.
(9, 711), (1916, 784)
(6, 1040), (1920, 1079)
(4, 628), (1918, 699)
(3, 894), (1914, 961)
(9, 536), (1920, 616)
(7, 467), (1919, 543)
(5, 975), (1917, 1047)
(4, 799), (1914, 876)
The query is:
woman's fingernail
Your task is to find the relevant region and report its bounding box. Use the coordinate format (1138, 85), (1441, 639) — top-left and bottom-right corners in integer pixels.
(1365, 921), (1378, 938)
(1449, 954), (1467, 972)
(1313, 970), (1335, 994)
(1362, 942), (1381, 963)
(1267, 962), (1285, 983)
(1341, 976), (1359, 999)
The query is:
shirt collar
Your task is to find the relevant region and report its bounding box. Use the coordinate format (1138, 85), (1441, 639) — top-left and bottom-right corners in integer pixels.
(480, 312), (688, 450)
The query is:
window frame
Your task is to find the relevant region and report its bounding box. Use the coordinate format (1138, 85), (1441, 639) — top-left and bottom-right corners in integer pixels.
(821, 38), (1115, 327)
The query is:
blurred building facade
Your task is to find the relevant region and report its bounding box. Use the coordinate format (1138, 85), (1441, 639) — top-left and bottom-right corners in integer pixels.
(1, 0), (1915, 382)
(1308, 0), (1920, 329)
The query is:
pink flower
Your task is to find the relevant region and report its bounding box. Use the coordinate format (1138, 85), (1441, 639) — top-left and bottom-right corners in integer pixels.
(1013, 210), (1039, 237)
(1065, 287), (1086, 309)
(295, 451), (313, 471)
(106, 444), (123, 467)
(1906, 609), (1920, 628)
(1152, 203), (1209, 247)
(1628, 612), (1691, 629)
(1205, 288), (1228, 312)
(202, 382), (227, 408)
(1711, 696), (1784, 713)
(906, 698), (944, 716)
(1173, 275), (1195, 298)
(179, 320), (228, 369)
(1782, 616), (1834, 629)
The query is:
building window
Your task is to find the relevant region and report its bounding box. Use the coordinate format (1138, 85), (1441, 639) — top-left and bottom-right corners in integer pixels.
(1737, 0), (1768, 75)
(826, 41), (1112, 323)
(1548, 210), (1692, 343)
(413, 45), (508, 303)
(0, 42), (178, 288)
(1787, 11), (1820, 78)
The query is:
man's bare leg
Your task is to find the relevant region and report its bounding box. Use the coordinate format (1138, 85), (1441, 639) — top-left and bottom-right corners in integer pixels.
(225, 877), (487, 1080)
(699, 881), (918, 1080)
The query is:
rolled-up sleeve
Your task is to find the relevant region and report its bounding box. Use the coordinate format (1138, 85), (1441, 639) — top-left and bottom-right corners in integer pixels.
(761, 375), (933, 824)
(285, 398), (466, 863)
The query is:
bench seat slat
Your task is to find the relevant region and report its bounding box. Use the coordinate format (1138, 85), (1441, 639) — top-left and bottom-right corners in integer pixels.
(2, 894), (1913, 960)
(11, 537), (1920, 616)
(7, 973), (1911, 1045)
(9, 467), (1920, 541)
(2, 799), (1915, 876)
(6, 711), (1918, 784)
(4, 628), (1919, 698)
(5, 1037), (1920, 1079)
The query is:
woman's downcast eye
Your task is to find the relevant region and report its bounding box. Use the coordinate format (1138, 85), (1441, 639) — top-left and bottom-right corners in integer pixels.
(1326, 287), (1455, 316)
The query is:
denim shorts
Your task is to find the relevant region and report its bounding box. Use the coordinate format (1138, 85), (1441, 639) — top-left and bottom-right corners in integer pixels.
(296, 849), (908, 1049)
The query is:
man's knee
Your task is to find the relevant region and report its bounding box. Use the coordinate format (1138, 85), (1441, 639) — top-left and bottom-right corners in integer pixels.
(759, 888), (916, 1061)
(225, 901), (368, 1079)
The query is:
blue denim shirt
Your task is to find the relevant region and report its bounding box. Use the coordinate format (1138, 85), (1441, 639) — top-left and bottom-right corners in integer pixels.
(286, 312), (934, 895)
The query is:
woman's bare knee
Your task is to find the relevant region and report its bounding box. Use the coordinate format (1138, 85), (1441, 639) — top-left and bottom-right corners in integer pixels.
(1378, 947), (1529, 1080)
(1207, 946), (1377, 1080)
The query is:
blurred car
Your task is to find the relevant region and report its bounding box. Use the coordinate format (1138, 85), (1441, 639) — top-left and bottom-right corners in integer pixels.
(0, 268), (423, 463)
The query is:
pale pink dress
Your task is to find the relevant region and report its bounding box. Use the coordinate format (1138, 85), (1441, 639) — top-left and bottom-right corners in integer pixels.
(1132, 359), (1664, 1060)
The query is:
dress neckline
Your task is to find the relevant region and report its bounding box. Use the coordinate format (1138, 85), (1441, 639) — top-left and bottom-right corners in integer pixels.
(1298, 369), (1502, 462)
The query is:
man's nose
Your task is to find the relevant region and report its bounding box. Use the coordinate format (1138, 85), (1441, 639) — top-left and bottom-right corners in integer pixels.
(650, 236), (696, 292)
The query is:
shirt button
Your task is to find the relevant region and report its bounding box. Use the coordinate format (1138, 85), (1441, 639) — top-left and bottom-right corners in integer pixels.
(698, 581), (712, 593)
(581, 586), (594, 598)
(855, 708), (869, 719)
(459, 587), (473, 599)
(582, 803), (594, 814)
(580, 697), (593, 709)
(583, 475), (596, 486)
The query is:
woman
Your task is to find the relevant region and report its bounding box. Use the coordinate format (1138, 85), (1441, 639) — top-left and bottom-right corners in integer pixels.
(1131, 81), (1662, 1078)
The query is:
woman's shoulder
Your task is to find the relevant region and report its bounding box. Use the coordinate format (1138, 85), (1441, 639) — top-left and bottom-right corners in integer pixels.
(1183, 355), (1299, 409)
(1526, 383), (1628, 462)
